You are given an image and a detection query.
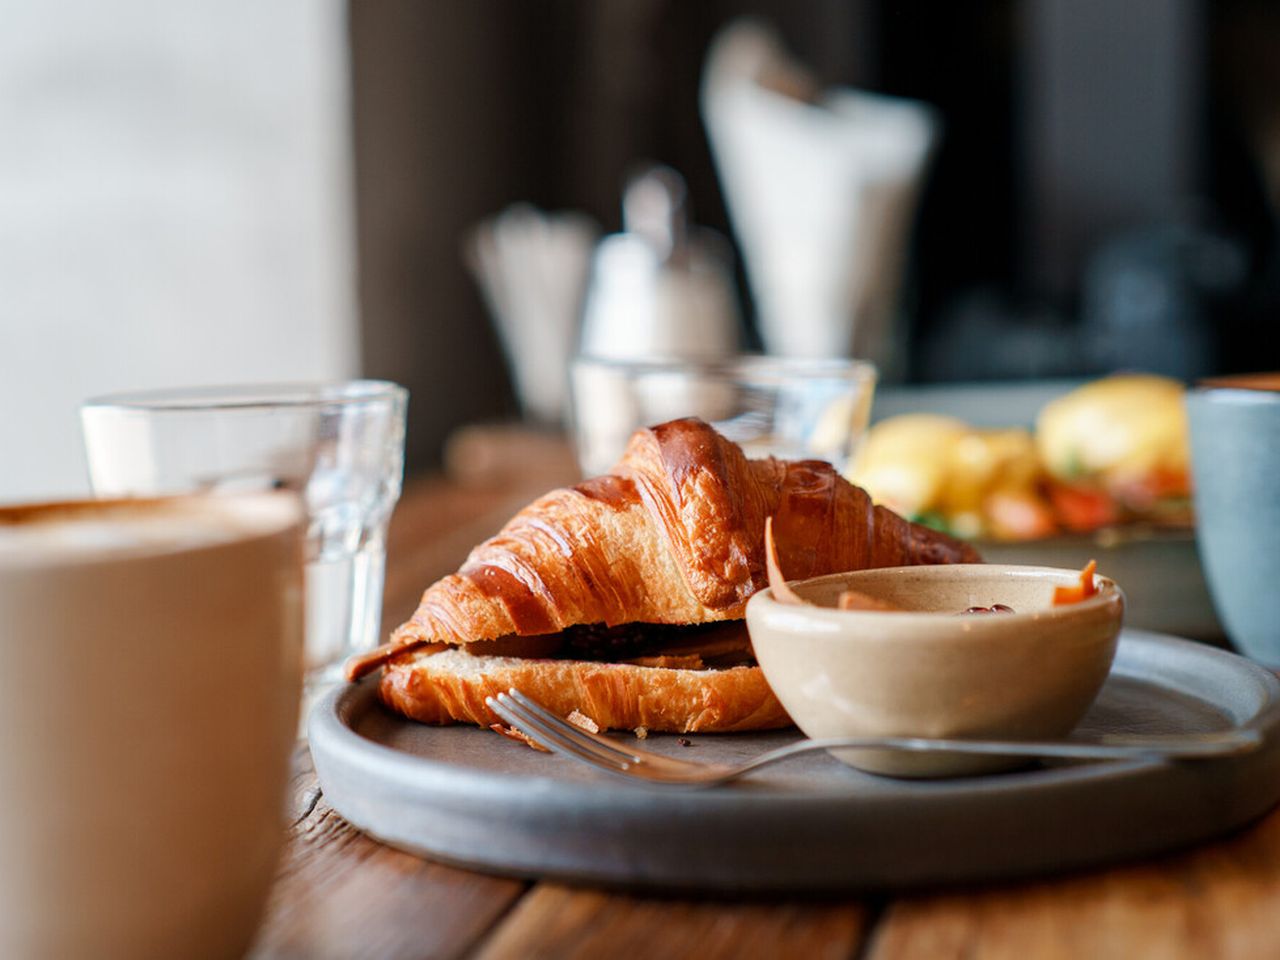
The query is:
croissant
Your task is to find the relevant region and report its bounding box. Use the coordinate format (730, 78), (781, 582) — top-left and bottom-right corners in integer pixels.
(380, 647), (788, 733)
(371, 417), (980, 733)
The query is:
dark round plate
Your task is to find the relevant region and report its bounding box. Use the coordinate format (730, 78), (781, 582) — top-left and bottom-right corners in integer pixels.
(310, 630), (1280, 892)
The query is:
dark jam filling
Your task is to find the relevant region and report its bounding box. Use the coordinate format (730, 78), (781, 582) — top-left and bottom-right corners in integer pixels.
(468, 621), (755, 669)
(557, 621), (738, 660)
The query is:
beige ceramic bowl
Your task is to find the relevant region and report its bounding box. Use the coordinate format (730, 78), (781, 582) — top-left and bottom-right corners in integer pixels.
(746, 564), (1125, 778)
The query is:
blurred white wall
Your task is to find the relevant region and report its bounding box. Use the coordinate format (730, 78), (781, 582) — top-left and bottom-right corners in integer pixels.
(0, 0), (358, 501)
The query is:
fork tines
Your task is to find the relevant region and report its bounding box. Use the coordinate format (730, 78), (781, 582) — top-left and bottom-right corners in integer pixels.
(485, 689), (642, 770)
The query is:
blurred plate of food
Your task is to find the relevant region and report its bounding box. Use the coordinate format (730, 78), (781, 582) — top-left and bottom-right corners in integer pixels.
(853, 375), (1221, 641)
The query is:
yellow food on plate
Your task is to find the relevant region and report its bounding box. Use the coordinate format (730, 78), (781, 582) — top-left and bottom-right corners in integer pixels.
(1035, 374), (1191, 510)
(846, 414), (968, 521)
(849, 374), (1193, 541)
(847, 415), (1053, 540)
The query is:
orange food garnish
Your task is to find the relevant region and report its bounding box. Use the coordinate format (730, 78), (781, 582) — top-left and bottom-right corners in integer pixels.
(1052, 559), (1098, 606)
(1046, 483), (1120, 533)
(984, 489), (1058, 541)
(764, 516), (807, 606)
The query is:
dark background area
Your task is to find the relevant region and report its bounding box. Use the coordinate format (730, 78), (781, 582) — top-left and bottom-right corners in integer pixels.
(349, 0), (1280, 472)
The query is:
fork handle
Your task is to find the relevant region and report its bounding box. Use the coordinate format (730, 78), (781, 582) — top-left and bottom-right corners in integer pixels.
(741, 728), (1263, 772)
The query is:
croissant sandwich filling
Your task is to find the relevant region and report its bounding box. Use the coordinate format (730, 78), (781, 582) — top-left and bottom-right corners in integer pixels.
(454, 620), (755, 671)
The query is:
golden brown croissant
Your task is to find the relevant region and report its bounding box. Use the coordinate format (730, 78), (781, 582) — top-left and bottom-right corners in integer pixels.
(381, 647), (788, 733)
(369, 418), (979, 734)
(391, 417), (979, 648)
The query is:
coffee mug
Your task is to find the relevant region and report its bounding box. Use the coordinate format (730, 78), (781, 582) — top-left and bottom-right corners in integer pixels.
(0, 495), (304, 959)
(1187, 374), (1280, 667)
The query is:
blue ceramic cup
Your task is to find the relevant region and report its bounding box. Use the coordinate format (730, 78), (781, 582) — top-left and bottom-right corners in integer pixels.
(1187, 375), (1280, 667)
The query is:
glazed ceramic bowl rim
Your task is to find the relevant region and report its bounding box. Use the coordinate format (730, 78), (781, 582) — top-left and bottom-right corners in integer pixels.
(749, 563), (1122, 633)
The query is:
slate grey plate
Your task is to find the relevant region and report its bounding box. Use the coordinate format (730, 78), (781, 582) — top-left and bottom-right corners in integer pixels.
(310, 630), (1280, 892)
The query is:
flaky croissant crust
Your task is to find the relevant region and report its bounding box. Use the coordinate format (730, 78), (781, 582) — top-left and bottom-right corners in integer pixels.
(391, 418), (979, 648)
(380, 647), (791, 733)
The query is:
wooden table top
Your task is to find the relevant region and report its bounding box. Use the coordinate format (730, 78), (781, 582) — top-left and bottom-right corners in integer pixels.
(250, 454), (1280, 960)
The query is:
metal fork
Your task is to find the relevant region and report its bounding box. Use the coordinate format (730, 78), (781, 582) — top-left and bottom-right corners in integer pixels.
(485, 689), (1263, 787)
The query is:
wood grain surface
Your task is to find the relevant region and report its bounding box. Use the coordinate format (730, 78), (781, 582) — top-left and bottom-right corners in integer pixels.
(868, 811), (1280, 960)
(473, 885), (869, 960)
(253, 443), (1280, 959)
(250, 748), (527, 960)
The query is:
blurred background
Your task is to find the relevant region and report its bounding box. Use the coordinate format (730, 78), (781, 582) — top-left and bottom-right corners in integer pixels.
(3, 0), (1279, 500)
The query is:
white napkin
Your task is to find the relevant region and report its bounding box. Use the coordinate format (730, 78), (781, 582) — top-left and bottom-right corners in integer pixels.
(701, 20), (939, 374)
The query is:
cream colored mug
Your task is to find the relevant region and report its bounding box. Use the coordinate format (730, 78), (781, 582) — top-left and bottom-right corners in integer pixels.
(0, 495), (304, 959)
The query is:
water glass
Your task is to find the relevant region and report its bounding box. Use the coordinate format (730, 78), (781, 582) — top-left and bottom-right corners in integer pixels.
(570, 355), (877, 477)
(81, 381), (408, 685)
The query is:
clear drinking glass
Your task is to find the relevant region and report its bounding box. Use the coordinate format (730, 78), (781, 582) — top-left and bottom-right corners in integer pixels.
(570, 355), (878, 477)
(80, 381), (408, 687)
